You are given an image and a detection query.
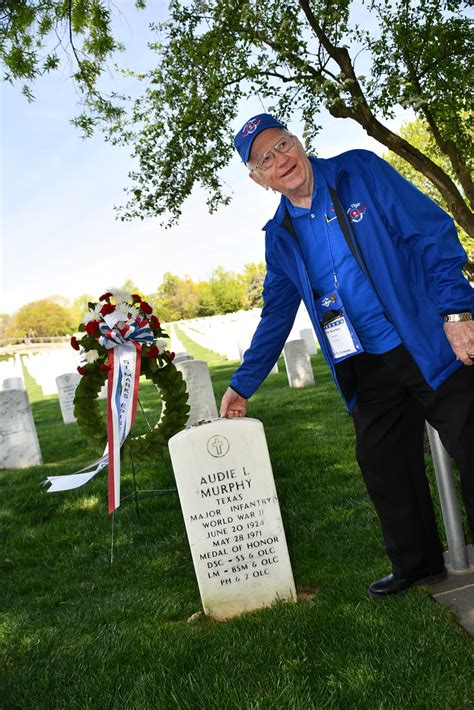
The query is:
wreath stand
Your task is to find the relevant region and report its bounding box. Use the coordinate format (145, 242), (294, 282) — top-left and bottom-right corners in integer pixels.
(109, 397), (181, 564)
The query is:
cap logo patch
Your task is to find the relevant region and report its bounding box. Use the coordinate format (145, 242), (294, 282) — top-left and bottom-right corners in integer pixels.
(242, 119), (261, 138)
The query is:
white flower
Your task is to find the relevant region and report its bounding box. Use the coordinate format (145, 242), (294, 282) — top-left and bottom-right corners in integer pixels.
(85, 350), (100, 364)
(83, 304), (102, 324)
(114, 305), (131, 323)
(107, 287), (132, 304)
(126, 305), (140, 321)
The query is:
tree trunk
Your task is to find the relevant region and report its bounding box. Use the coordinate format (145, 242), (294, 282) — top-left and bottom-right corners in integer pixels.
(298, 0), (474, 236)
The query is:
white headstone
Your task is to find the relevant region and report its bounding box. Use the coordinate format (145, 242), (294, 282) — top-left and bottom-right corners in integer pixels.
(238, 335), (278, 374)
(98, 381), (108, 400)
(175, 360), (218, 425)
(169, 418), (296, 620)
(2, 377), (25, 391)
(283, 340), (315, 388)
(56, 373), (81, 424)
(173, 352), (194, 364)
(299, 328), (318, 355)
(0, 390), (43, 468)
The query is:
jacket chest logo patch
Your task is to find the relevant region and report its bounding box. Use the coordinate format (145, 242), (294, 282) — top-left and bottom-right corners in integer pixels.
(324, 206), (337, 223)
(347, 202), (368, 223)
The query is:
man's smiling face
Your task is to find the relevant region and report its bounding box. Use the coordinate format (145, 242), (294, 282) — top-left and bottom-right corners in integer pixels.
(247, 128), (313, 202)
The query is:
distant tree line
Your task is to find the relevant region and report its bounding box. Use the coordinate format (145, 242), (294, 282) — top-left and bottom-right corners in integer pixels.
(2, 264), (266, 338)
(150, 264), (266, 322)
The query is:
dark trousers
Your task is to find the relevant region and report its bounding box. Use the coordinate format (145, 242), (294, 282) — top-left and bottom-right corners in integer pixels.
(344, 345), (474, 577)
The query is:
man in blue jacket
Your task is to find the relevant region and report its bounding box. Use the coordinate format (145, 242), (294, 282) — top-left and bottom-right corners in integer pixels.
(220, 113), (474, 597)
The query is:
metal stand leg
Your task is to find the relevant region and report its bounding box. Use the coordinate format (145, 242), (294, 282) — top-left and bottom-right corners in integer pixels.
(426, 422), (470, 572)
(110, 510), (116, 565)
(109, 397), (178, 562)
(131, 457), (141, 523)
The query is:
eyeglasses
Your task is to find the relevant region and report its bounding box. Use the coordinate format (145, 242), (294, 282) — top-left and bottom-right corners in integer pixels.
(249, 134), (296, 173)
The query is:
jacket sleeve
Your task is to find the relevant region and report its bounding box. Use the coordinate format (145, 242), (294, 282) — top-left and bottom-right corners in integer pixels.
(368, 153), (473, 316)
(230, 238), (301, 398)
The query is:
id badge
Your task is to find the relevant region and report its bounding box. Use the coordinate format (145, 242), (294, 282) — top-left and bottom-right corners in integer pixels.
(315, 291), (364, 363)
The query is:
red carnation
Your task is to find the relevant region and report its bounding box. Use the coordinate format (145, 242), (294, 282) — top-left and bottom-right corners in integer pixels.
(169, 351), (176, 361)
(101, 303), (116, 316)
(77, 366), (89, 376)
(140, 301), (153, 315)
(85, 321), (100, 335)
(131, 294), (142, 303)
(148, 344), (159, 359)
(99, 292), (113, 301)
(70, 336), (80, 351)
(150, 315), (161, 331)
(99, 363), (111, 372)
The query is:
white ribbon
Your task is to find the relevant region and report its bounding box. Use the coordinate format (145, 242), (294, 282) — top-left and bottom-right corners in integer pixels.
(44, 342), (140, 512)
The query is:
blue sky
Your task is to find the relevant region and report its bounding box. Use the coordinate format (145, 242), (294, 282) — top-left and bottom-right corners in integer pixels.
(1, 1), (408, 316)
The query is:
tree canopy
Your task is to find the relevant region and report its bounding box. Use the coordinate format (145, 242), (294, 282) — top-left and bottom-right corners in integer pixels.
(383, 117), (473, 276)
(107, 0), (473, 236)
(0, 0), (133, 114)
(2, 1), (472, 235)
(7, 298), (75, 336)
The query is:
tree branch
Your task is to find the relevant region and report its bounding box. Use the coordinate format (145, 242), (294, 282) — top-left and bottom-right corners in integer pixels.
(402, 55), (474, 209)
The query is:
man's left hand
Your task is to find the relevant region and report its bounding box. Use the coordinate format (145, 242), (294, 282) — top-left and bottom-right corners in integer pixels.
(444, 320), (474, 366)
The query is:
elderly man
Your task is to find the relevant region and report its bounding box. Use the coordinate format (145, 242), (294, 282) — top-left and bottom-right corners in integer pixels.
(220, 113), (474, 597)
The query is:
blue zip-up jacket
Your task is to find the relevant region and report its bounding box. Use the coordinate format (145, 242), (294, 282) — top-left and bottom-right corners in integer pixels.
(230, 150), (473, 411)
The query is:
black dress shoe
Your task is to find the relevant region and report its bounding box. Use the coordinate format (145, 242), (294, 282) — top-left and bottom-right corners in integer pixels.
(368, 568), (447, 598)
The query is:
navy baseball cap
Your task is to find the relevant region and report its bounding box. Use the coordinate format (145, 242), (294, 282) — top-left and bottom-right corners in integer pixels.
(234, 113), (287, 164)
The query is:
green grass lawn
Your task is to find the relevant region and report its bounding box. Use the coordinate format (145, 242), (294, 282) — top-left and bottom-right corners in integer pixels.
(1, 345), (473, 709)
(173, 324), (228, 366)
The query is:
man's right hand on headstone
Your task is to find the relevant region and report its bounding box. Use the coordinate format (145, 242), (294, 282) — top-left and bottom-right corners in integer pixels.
(220, 387), (248, 418)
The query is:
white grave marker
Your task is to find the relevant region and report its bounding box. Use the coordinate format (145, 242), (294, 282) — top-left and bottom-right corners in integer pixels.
(238, 335), (278, 374)
(0, 390), (43, 468)
(174, 352), (194, 364)
(283, 340), (315, 388)
(299, 328), (318, 355)
(56, 373), (81, 424)
(175, 360), (218, 425)
(2, 377), (25, 391)
(169, 418), (296, 620)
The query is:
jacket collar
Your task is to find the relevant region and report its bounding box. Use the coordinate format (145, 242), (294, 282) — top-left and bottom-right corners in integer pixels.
(262, 156), (342, 233)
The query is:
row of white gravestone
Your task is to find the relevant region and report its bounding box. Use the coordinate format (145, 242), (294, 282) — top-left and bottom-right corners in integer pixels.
(55, 336), (314, 432)
(237, 334), (279, 375)
(172, 304), (318, 363)
(0, 334), (318, 468)
(22, 348), (81, 396)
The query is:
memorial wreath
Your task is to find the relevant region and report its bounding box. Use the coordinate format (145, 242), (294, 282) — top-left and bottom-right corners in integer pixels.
(44, 288), (189, 512)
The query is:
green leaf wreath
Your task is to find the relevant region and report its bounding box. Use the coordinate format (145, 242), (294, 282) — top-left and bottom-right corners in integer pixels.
(70, 288), (190, 461)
